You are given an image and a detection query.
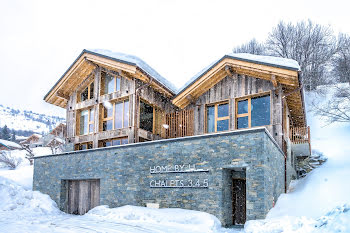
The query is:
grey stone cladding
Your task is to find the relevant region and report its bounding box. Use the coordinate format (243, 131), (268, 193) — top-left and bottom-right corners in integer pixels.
(33, 127), (285, 226)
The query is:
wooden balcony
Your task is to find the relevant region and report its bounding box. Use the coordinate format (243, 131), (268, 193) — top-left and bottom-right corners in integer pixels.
(289, 126), (311, 156)
(163, 109), (194, 139)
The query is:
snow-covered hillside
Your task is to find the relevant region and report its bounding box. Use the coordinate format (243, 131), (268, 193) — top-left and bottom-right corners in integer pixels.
(0, 104), (64, 134)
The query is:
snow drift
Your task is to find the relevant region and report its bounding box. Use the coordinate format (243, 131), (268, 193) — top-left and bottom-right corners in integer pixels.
(86, 205), (222, 232)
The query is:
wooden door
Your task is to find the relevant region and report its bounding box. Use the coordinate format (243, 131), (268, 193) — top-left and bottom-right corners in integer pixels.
(67, 179), (100, 215)
(232, 179), (246, 225)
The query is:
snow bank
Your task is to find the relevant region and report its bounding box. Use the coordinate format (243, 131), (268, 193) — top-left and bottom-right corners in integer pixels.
(86, 205), (222, 232)
(0, 147), (51, 189)
(244, 204), (350, 233)
(0, 176), (59, 215)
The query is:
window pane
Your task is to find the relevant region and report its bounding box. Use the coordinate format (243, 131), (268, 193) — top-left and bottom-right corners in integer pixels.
(112, 140), (120, 146)
(81, 144), (87, 150)
(116, 78), (121, 91)
(217, 119), (229, 132)
(251, 95), (270, 127)
(80, 110), (88, 135)
(218, 103), (229, 118)
(124, 101), (129, 127)
(103, 120), (113, 131)
(105, 141), (112, 147)
(89, 82), (94, 99)
(207, 106), (215, 133)
(81, 87), (88, 102)
(105, 74), (115, 94)
(87, 143), (93, 149)
(140, 101), (153, 132)
(90, 109), (94, 122)
(121, 139), (128, 145)
(89, 124), (94, 133)
(114, 102), (123, 129)
(104, 105), (113, 118)
(237, 116), (248, 129)
(237, 100), (248, 114)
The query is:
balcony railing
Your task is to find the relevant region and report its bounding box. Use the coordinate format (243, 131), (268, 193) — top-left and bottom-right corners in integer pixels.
(289, 126), (310, 144)
(289, 126), (311, 156)
(163, 109), (194, 139)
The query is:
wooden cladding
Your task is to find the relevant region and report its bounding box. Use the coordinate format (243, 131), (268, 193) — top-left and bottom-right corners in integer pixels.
(66, 179), (100, 215)
(164, 109), (194, 139)
(290, 126), (310, 144)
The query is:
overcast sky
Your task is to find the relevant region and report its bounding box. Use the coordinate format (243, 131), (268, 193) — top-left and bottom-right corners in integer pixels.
(1, 0), (350, 117)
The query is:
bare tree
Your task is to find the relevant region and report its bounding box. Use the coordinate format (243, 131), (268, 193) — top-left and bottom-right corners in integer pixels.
(232, 38), (267, 55)
(332, 33), (350, 84)
(21, 144), (35, 165)
(311, 85), (350, 124)
(0, 151), (22, 169)
(267, 20), (337, 90)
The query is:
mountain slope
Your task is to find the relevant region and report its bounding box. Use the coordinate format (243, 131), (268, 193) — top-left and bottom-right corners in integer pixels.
(0, 104), (65, 135)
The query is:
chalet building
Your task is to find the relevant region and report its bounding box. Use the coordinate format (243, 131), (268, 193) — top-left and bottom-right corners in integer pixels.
(34, 49), (311, 226)
(20, 133), (43, 148)
(0, 139), (21, 151)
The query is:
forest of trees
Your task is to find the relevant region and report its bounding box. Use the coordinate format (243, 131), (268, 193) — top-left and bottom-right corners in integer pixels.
(232, 20), (350, 124)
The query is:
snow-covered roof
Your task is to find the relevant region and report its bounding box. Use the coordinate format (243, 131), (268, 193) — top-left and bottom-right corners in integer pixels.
(177, 53), (300, 95)
(86, 49), (178, 94)
(0, 139), (22, 149)
(228, 53), (300, 71)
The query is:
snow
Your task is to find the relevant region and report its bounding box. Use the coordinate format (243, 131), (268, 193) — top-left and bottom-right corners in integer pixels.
(228, 53), (300, 71)
(244, 85), (350, 232)
(88, 49), (179, 94)
(0, 105), (64, 134)
(0, 139), (21, 149)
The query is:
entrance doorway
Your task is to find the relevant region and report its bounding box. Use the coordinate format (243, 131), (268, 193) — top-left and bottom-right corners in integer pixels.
(232, 176), (246, 224)
(66, 179), (100, 215)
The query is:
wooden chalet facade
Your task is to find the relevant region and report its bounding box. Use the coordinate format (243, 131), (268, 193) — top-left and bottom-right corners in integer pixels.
(38, 49), (313, 224)
(44, 49), (310, 159)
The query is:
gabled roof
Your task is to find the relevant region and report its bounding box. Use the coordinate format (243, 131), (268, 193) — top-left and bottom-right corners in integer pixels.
(0, 139), (21, 149)
(44, 49), (177, 108)
(172, 53), (305, 126)
(45, 50), (306, 126)
(90, 49), (178, 93)
(176, 53), (300, 96)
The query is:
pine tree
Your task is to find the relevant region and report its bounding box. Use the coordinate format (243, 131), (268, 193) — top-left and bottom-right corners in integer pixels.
(1, 125), (11, 140)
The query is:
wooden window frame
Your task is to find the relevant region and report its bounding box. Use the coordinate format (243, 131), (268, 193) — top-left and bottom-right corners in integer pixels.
(138, 98), (163, 134)
(79, 81), (94, 102)
(235, 91), (272, 129)
(77, 108), (94, 136)
(98, 137), (128, 148)
(100, 71), (121, 96)
(205, 100), (230, 133)
(74, 141), (93, 151)
(101, 98), (129, 132)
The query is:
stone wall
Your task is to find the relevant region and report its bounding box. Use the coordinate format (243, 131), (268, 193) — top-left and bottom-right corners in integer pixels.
(33, 127), (285, 226)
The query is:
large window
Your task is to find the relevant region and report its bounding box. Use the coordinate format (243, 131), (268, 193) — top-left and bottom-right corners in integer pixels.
(79, 108), (94, 135)
(236, 94), (270, 129)
(140, 100), (154, 132)
(206, 102), (229, 133)
(99, 137), (128, 148)
(101, 72), (121, 95)
(102, 100), (129, 131)
(80, 81), (94, 102)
